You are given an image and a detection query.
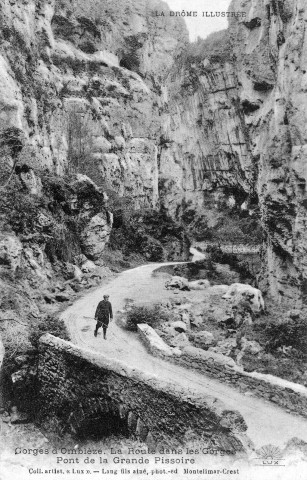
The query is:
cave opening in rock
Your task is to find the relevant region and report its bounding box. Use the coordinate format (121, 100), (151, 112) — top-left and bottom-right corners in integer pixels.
(76, 412), (129, 441)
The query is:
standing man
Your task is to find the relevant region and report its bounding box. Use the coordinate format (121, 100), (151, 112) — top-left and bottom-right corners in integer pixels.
(94, 294), (113, 339)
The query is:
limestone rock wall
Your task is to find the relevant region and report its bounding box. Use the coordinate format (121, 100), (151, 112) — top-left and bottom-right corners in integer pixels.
(161, 0), (307, 305)
(227, 0), (307, 304)
(0, 0), (187, 209)
(1, 0), (307, 303)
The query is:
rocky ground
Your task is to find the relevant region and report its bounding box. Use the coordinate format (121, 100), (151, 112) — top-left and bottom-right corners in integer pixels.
(150, 263), (307, 387)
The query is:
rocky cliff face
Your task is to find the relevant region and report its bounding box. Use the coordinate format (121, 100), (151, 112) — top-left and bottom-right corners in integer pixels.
(0, 0), (190, 389)
(161, 0), (307, 306)
(0, 0), (306, 307)
(0, 0), (187, 208)
(232, 0), (307, 306)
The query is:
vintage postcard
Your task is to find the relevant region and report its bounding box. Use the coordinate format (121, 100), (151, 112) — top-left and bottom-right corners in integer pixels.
(0, 0), (306, 479)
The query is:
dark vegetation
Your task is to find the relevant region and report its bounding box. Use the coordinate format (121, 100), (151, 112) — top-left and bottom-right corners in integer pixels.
(29, 315), (70, 349)
(125, 305), (169, 331)
(184, 30), (233, 66)
(239, 305), (307, 384)
(109, 206), (190, 262)
(0, 170), (110, 415)
(172, 29), (233, 95)
(170, 245), (259, 285)
(0, 172), (108, 263)
(182, 190), (263, 247)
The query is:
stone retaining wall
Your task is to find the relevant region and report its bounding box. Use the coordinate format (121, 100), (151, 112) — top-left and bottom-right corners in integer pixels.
(37, 334), (248, 452)
(137, 324), (181, 358)
(194, 242), (260, 254)
(136, 325), (307, 418)
(175, 346), (307, 418)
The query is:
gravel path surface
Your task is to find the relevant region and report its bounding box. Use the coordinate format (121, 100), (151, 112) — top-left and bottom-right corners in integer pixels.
(61, 263), (307, 450)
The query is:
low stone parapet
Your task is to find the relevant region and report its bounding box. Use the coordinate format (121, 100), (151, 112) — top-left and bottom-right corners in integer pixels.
(174, 346), (307, 418)
(135, 326), (307, 418)
(137, 323), (181, 358)
(38, 334), (248, 452)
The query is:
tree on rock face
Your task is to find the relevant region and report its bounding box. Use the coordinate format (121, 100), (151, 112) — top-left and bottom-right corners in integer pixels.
(66, 106), (93, 175)
(0, 126), (25, 188)
(1, 127), (24, 157)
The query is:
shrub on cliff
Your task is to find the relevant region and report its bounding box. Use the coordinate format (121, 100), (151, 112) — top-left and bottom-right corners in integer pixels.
(29, 315), (70, 349)
(0, 185), (45, 234)
(110, 207), (190, 262)
(125, 305), (168, 331)
(265, 317), (307, 356)
(206, 245), (254, 281)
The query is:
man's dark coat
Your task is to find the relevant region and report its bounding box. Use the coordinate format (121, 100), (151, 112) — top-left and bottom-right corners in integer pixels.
(95, 300), (113, 326)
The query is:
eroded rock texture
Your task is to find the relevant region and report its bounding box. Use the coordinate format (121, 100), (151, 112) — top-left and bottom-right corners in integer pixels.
(0, 0), (187, 209)
(161, 0), (307, 305)
(0, 0), (306, 304)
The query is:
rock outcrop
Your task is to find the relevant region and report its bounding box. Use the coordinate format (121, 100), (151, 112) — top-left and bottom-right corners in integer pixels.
(0, 0), (306, 306)
(0, 0), (187, 209)
(161, 0), (307, 306)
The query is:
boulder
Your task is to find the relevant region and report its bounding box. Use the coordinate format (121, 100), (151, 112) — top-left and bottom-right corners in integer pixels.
(222, 283), (265, 312)
(208, 339), (236, 356)
(207, 306), (228, 323)
(188, 279), (210, 290)
(171, 321), (188, 333)
(75, 253), (88, 265)
(193, 331), (215, 347)
(73, 265), (83, 281)
(190, 314), (203, 327)
(242, 339), (262, 355)
(81, 213), (113, 261)
(180, 311), (190, 324)
(24, 247), (48, 280)
(0, 233), (22, 271)
(19, 167), (42, 195)
(55, 292), (70, 302)
(165, 276), (189, 290)
(81, 260), (97, 273)
(114, 135), (126, 149)
(169, 332), (190, 348)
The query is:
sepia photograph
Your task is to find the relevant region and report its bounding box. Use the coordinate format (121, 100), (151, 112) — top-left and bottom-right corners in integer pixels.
(0, 0), (306, 479)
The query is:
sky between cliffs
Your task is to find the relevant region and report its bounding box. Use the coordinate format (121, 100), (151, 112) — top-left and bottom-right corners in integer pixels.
(165, 0), (232, 41)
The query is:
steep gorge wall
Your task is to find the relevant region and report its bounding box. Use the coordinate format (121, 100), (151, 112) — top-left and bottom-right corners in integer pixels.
(229, 0), (307, 305)
(0, 0), (187, 209)
(162, 0), (307, 305)
(0, 0), (306, 305)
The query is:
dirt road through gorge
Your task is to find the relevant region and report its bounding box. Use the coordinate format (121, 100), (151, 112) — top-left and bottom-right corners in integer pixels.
(61, 263), (307, 450)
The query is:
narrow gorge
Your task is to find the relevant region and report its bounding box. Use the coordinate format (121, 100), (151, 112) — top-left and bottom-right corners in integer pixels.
(0, 0), (307, 472)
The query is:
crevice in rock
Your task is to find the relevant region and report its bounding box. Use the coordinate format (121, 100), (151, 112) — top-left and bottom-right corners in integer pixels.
(243, 17), (261, 29)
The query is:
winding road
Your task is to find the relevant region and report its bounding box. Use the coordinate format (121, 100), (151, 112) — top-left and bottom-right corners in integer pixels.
(61, 262), (307, 450)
